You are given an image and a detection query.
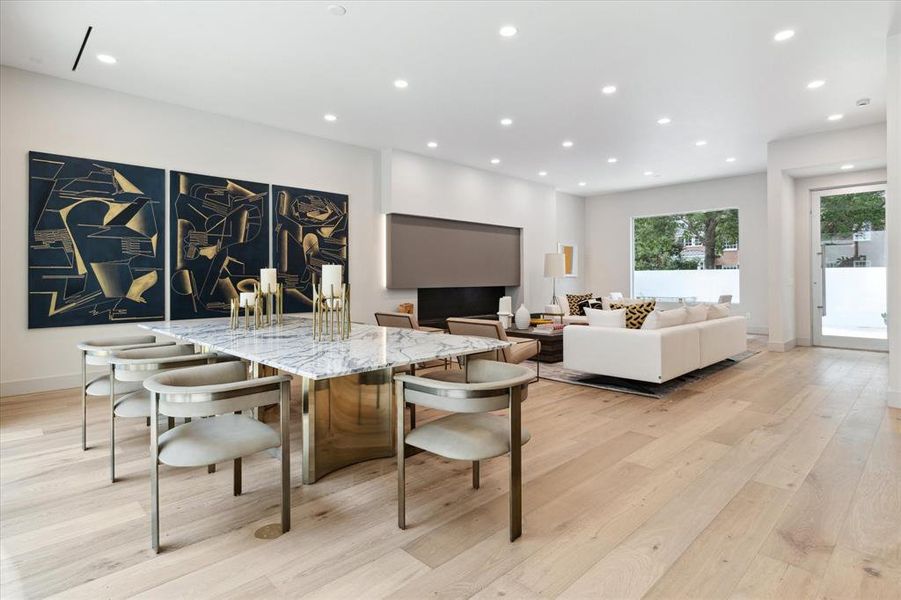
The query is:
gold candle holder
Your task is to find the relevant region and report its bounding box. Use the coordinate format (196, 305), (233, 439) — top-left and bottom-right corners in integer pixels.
(229, 281), (285, 331)
(312, 275), (350, 341)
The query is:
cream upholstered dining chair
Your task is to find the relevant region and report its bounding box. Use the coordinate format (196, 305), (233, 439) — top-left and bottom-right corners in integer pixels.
(107, 345), (238, 483)
(394, 359), (533, 541)
(77, 336), (174, 451)
(142, 362), (292, 553)
(445, 318), (540, 378)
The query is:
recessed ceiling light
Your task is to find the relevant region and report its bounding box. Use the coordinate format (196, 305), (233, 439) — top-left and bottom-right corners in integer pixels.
(644, 170), (655, 176)
(96, 54), (117, 64)
(327, 4), (347, 16)
(500, 117), (513, 126)
(490, 158), (501, 165)
(427, 141), (438, 149)
(499, 25), (518, 38)
(561, 140), (574, 148)
(323, 113), (338, 122)
(807, 80), (825, 89)
(773, 29), (795, 42)
(657, 117), (671, 125)
(827, 113), (844, 121)
(393, 79), (409, 89)
(578, 181), (587, 187)
(695, 140), (708, 147)
(725, 157), (736, 163)
(601, 85), (617, 95)
(607, 157), (618, 163)
(538, 171), (548, 176)
(840, 164), (855, 170)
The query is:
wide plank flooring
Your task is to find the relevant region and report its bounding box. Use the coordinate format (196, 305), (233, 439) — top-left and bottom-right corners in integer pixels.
(1, 342), (899, 599)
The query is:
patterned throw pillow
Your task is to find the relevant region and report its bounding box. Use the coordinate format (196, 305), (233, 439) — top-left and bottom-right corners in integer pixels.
(610, 300), (657, 329)
(566, 293), (594, 316)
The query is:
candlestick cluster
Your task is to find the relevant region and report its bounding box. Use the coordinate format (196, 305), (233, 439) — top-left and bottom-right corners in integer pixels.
(229, 268), (285, 330)
(313, 264), (351, 341)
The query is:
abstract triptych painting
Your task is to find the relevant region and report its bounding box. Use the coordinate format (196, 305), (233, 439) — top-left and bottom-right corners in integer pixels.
(28, 153), (348, 327)
(169, 171), (269, 320)
(28, 152), (165, 328)
(273, 185), (349, 313)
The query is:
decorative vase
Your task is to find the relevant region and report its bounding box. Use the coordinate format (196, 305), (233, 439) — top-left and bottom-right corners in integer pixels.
(514, 304), (530, 329)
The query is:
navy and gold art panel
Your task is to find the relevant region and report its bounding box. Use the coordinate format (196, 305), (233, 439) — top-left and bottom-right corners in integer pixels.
(273, 185), (348, 313)
(28, 151), (165, 329)
(169, 171), (269, 320)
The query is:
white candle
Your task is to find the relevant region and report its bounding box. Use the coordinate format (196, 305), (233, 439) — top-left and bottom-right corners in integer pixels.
(321, 264), (343, 299)
(239, 292), (255, 308)
(260, 268), (277, 293)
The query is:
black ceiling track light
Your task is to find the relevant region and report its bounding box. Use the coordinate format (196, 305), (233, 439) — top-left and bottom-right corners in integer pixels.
(71, 25), (92, 71)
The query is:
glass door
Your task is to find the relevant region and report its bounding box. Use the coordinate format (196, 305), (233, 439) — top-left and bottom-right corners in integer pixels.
(811, 184), (888, 351)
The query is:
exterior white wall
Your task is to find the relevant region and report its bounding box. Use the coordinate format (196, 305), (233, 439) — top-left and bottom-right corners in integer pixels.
(633, 270), (739, 304)
(0, 67), (583, 395)
(766, 123), (887, 350)
(584, 172), (769, 333)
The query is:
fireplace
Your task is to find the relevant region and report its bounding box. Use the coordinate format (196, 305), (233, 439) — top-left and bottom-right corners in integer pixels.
(417, 286), (505, 330)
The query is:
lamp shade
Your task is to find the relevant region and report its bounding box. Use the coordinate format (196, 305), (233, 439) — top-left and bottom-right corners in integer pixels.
(544, 253), (566, 278)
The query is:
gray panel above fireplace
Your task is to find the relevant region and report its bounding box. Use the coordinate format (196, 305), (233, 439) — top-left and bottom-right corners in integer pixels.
(386, 213), (521, 289)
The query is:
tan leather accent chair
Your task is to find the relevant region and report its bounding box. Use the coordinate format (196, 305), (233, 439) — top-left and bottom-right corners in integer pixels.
(445, 318), (540, 365)
(374, 311), (444, 333)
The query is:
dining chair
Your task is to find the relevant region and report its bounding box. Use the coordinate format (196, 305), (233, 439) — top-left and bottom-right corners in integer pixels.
(107, 344), (237, 483)
(142, 361), (292, 553)
(77, 336), (174, 451)
(394, 359), (533, 541)
(445, 318), (540, 379)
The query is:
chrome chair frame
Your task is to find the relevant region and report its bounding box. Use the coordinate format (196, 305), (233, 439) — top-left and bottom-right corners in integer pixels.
(394, 360), (530, 542)
(77, 337), (174, 451)
(144, 366), (292, 553)
(107, 347), (237, 483)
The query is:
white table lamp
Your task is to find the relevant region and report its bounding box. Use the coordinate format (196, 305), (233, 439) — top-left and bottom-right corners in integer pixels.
(544, 253), (566, 308)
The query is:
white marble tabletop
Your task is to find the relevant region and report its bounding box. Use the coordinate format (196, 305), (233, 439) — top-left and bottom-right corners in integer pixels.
(139, 315), (510, 380)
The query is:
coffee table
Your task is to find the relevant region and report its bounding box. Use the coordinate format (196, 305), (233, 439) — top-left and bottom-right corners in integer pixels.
(507, 327), (564, 363)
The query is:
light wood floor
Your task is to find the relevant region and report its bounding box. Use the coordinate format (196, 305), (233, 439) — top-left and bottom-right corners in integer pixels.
(1, 343), (899, 599)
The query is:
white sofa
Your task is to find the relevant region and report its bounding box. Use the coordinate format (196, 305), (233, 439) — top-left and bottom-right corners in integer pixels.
(563, 315), (747, 383)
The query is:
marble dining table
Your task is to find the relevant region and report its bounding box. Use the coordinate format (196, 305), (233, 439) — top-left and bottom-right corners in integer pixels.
(140, 315), (509, 482)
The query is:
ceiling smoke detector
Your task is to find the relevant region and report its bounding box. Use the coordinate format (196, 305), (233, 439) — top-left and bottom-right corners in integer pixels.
(856, 98), (871, 107)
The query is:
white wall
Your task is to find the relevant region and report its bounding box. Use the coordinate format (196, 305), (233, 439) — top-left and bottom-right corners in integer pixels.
(554, 192), (588, 298)
(0, 67), (583, 394)
(379, 150), (581, 313)
(766, 123), (887, 350)
(791, 168), (887, 345)
(887, 32), (900, 408)
(584, 173), (769, 333)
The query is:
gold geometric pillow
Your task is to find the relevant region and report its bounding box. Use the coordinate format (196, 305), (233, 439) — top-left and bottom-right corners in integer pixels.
(566, 293), (594, 316)
(610, 300), (656, 329)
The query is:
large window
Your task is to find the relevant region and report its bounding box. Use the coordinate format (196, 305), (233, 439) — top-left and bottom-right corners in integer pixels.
(632, 208), (739, 303)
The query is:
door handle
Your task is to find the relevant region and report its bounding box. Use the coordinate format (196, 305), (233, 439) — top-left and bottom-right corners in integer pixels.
(818, 249), (826, 316)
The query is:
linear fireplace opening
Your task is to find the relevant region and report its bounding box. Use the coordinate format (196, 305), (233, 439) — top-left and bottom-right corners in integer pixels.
(417, 286), (505, 329)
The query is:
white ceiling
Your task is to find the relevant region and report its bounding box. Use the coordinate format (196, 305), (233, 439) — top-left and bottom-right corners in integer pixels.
(0, 1), (895, 195)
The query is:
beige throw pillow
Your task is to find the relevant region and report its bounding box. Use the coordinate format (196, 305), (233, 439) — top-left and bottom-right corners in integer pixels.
(685, 304), (709, 323)
(707, 302), (731, 320)
(586, 307), (626, 328)
(641, 307), (688, 330)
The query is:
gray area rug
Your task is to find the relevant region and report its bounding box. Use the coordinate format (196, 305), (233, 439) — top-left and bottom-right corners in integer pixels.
(526, 350), (760, 398)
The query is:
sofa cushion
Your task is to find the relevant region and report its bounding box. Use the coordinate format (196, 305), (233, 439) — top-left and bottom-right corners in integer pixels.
(562, 315), (588, 325)
(641, 307), (688, 330)
(610, 300), (656, 329)
(586, 307), (626, 328)
(685, 304), (709, 323)
(565, 293), (594, 316)
(707, 302), (731, 320)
